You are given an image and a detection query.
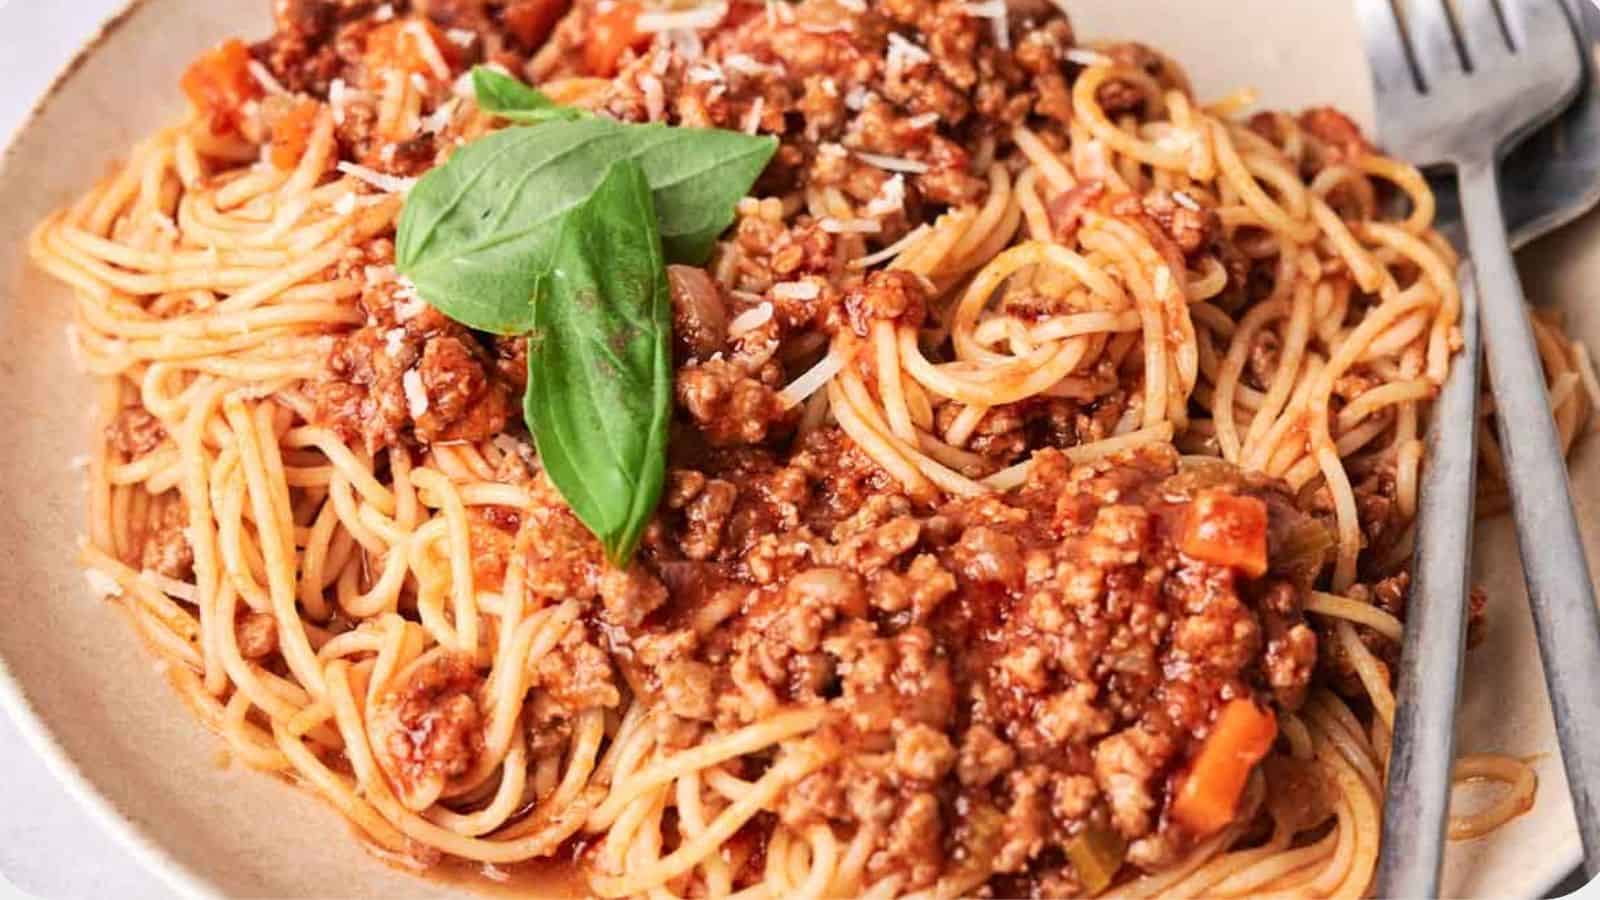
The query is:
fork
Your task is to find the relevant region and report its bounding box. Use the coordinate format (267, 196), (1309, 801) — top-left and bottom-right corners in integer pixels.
(1355, 0), (1600, 894)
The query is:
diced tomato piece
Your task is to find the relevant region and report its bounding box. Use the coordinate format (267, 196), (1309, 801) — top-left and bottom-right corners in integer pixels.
(584, 2), (648, 77)
(1180, 489), (1269, 577)
(179, 39), (263, 135)
(267, 97), (321, 170)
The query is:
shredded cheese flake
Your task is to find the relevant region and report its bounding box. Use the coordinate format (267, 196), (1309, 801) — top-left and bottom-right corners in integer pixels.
(855, 151), (930, 174)
(886, 33), (932, 82)
(743, 97), (766, 135)
(772, 280), (821, 301)
(333, 193), (358, 216)
(1065, 48), (1112, 67)
(637, 3), (728, 32)
(336, 162), (417, 194)
(375, 3), (395, 21)
(728, 302), (775, 338)
(408, 21), (454, 82)
(724, 53), (780, 77)
(421, 97), (459, 134)
(446, 27), (476, 48)
(1172, 190), (1200, 211)
(640, 74), (666, 122)
(959, 0), (1010, 49)
(247, 60), (287, 95)
(865, 173), (907, 218)
(819, 216), (882, 234)
(393, 276), (427, 321)
(402, 369), (430, 417)
(384, 328), (408, 358)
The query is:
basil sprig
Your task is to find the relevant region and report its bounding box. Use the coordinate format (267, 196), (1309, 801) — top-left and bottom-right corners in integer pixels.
(395, 70), (777, 565)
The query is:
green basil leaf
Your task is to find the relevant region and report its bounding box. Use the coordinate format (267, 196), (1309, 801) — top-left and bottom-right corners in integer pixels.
(524, 158), (671, 566)
(471, 67), (585, 124)
(395, 119), (775, 333)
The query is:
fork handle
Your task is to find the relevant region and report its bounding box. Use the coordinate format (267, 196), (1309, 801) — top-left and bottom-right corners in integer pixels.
(1459, 157), (1600, 878)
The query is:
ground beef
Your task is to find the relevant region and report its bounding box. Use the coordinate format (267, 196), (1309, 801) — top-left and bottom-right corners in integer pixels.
(375, 653), (486, 792)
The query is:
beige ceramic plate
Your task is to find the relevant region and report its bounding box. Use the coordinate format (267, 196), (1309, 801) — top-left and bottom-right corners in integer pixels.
(0, 0), (1591, 896)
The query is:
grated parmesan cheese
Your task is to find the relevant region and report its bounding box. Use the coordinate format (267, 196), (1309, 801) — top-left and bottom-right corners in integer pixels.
(333, 193), (358, 216)
(886, 33), (932, 82)
(393, 276), (427, 320)
(247, 60), (287, 95)
(637, 3), (727, 32)
(402, 369), (430, 417)
(855, 151), (930, 174)
(446, 28), (476, 48)
(724, 53), (780, 77)
(374, 2), (394, 21)
(836, 0), (866, 10)
(420, 97), (459, 134)
(640, 74), (666, 122)
(959, 0), (1010, 50)
(742, 97), (766, 135)
(669, 28), (705, 61)
(85, 569), (123, 599)
(844, 85), (875, 111)
(905, 112), (940, 130)
(407, 21), (454, 82)
(687, 63), (725, 84)
(1172, 190), (1200, 211)
(765, 0), (795, 26)
(728, 302), (774, 338)
(864, 174), (907, 218)
(819, 216), (882, 234)
(1064, 48), (1112, 67)
(384, 328), (407, 358)
(336, 162), (417, 194)
(771, 280), (821, 301)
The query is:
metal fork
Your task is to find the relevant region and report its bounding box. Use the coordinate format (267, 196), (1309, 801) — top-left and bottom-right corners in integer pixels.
(1357, 0), (1600, 894)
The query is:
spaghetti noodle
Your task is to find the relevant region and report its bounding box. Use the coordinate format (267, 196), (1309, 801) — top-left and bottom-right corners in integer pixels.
(29, 0), (1594, 896)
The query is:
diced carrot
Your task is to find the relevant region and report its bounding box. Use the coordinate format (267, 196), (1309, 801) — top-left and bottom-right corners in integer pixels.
(1170, 699), (1278, 835)
(364, 18), (459, 81)
(267, 98), (321, 170)
(584, 2), (648, 77)
(1179, 489), (1269, 578)
(179, 39), (262, 135)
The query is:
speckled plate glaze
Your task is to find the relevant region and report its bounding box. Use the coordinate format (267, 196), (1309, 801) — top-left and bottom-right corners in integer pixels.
(0, 1), (1589, 896)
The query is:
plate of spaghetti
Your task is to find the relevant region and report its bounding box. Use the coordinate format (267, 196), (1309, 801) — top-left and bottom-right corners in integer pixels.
(2, 0), (1598, 896)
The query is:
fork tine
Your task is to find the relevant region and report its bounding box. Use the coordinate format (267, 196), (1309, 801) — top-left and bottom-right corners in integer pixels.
(1356, 0), (1423, 93)
(1403, 0), (1470, 85)
(1455, 0), (1514, 65)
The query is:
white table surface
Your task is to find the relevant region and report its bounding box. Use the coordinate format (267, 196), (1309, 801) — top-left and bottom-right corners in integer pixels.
(0, 1), (1594, 899)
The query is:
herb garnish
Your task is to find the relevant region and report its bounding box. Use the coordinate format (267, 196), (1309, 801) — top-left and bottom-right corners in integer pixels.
(395, 69), (777, 565)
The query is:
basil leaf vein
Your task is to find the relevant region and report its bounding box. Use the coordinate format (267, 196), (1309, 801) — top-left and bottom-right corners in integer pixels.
(524, 158), (671, 566)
